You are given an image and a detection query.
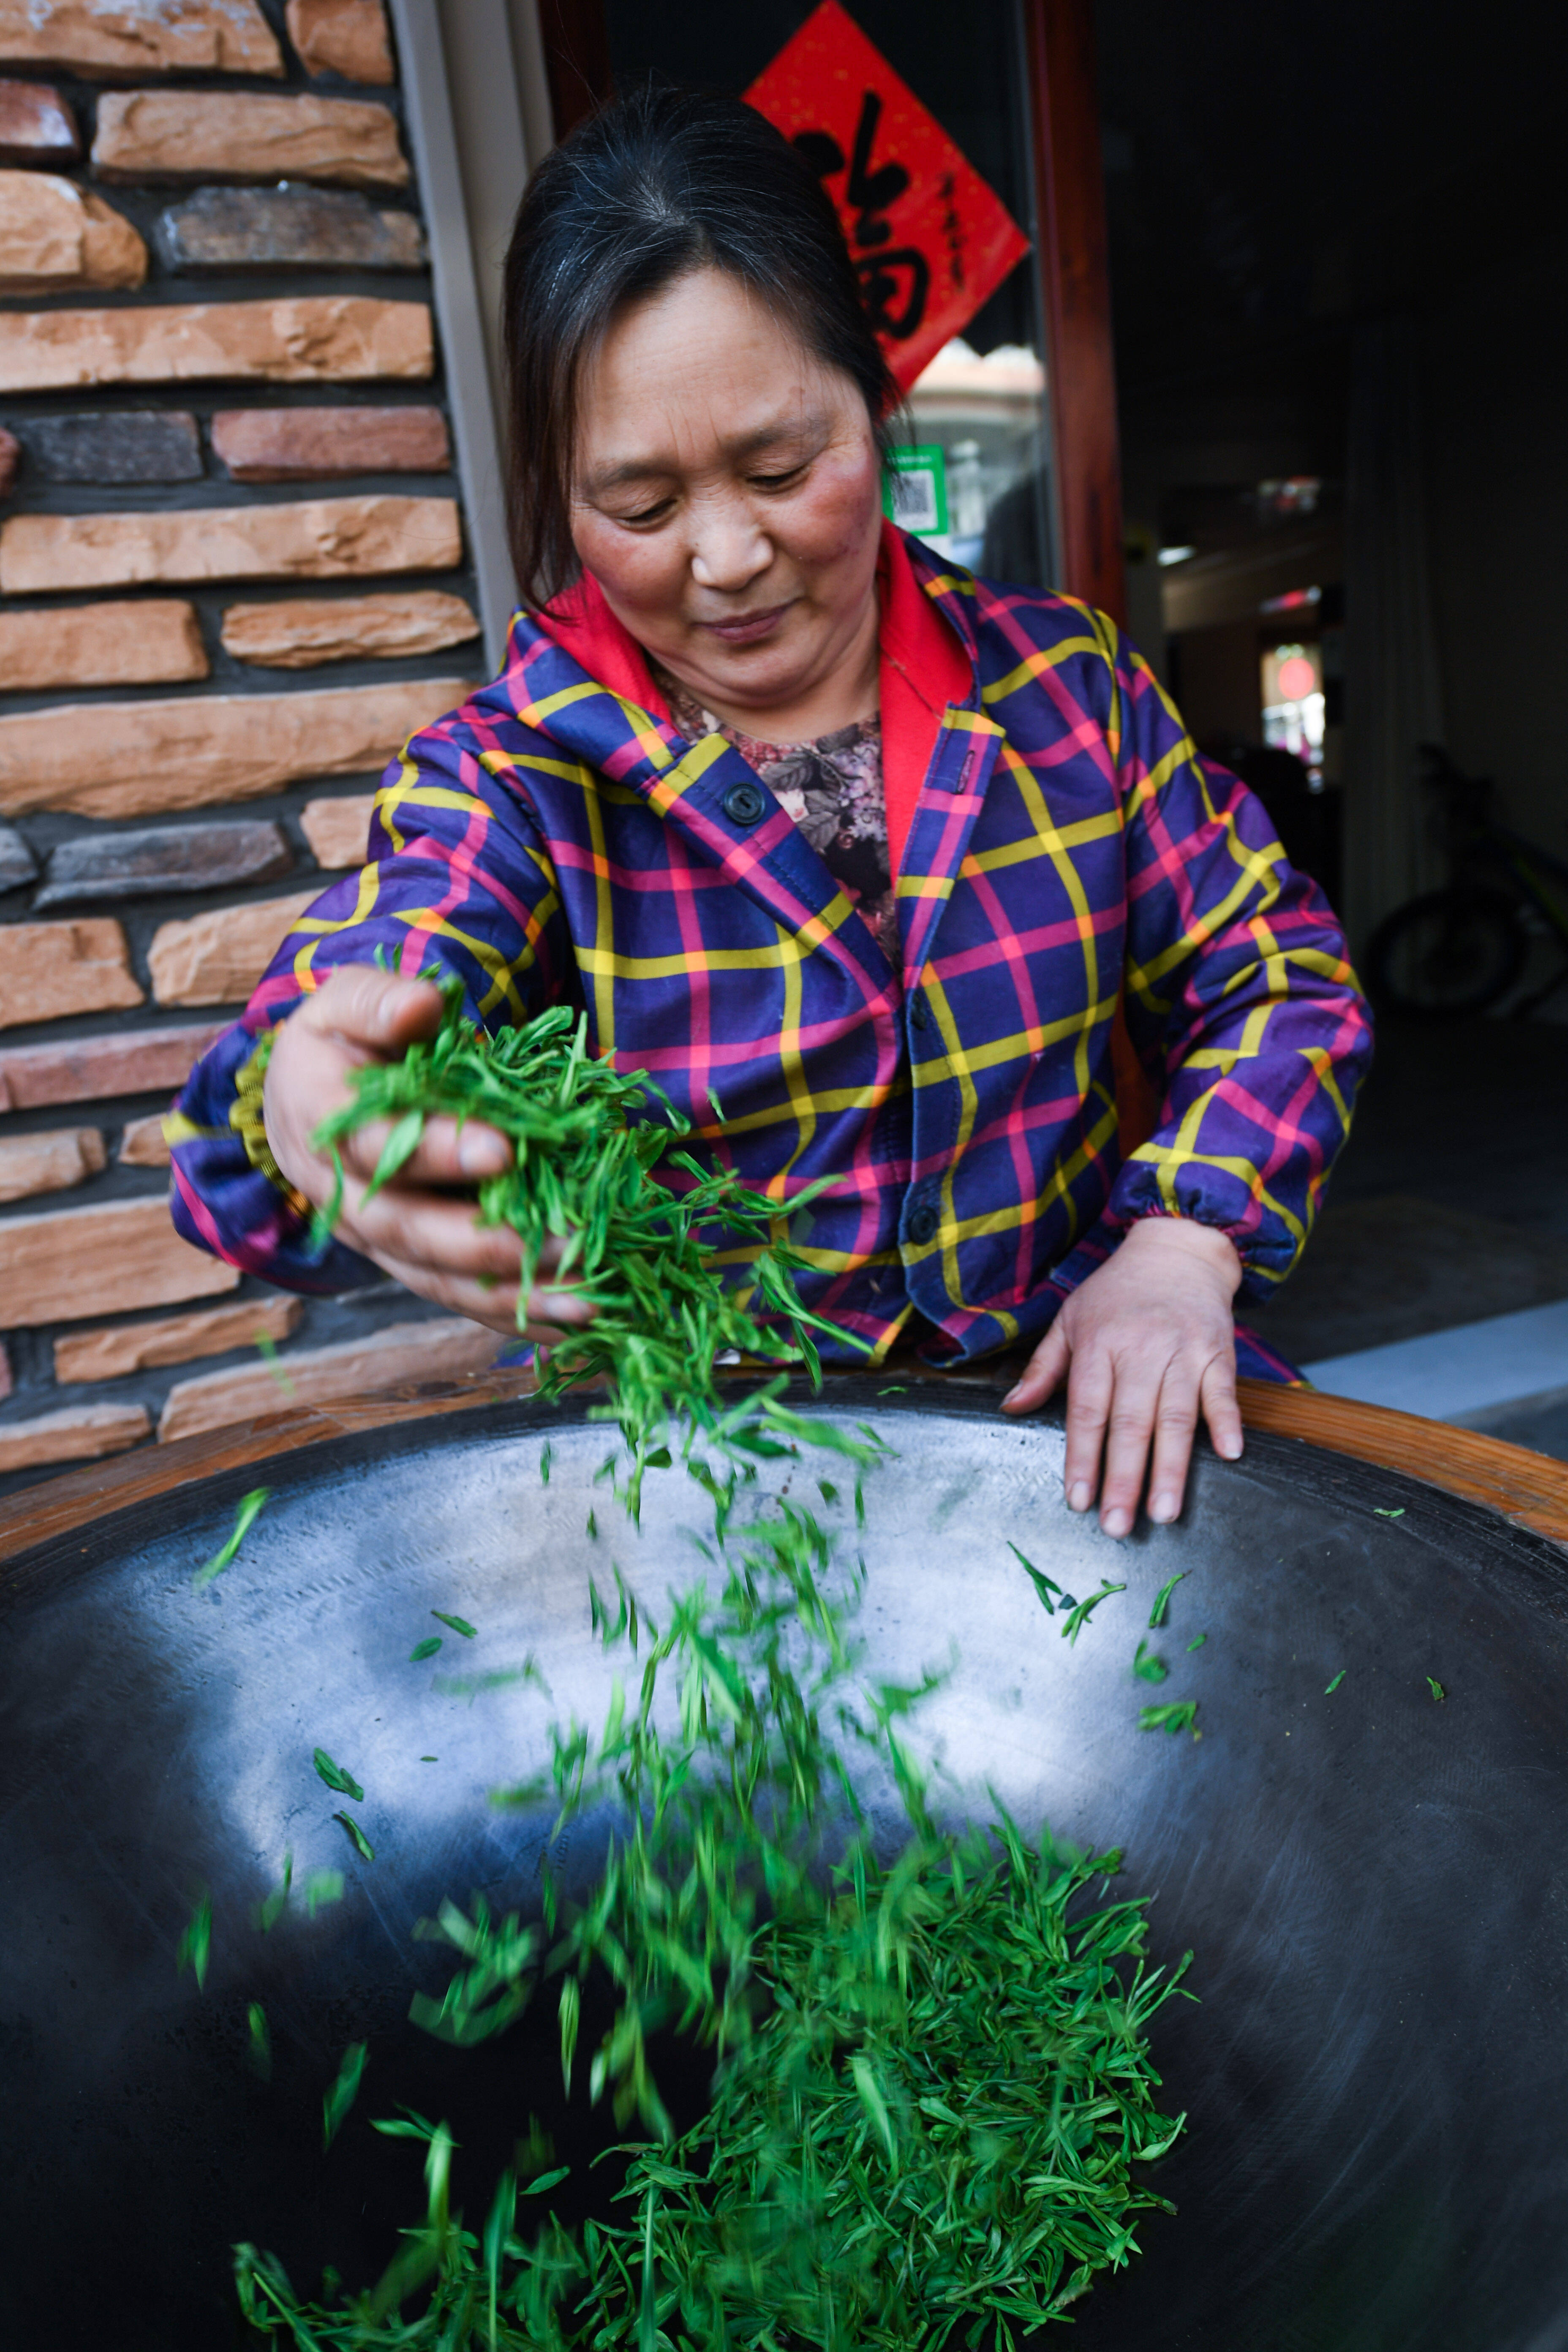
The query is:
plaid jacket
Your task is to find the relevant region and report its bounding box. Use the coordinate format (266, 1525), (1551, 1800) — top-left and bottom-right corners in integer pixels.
(170, 527), (1370, 1368)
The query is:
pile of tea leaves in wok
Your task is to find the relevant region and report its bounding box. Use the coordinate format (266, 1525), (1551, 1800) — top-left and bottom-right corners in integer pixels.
(224, 999), (1191, 2345)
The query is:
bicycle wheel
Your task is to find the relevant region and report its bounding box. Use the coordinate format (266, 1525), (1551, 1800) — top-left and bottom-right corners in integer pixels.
(1364, 888), (1528, 1016)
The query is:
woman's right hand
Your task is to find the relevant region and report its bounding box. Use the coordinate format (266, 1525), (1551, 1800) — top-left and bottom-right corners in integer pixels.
(262, 964), (594, 1342)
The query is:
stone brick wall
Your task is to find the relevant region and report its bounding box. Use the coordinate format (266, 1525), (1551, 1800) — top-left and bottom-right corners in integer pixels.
(0, 0), (502, 1492)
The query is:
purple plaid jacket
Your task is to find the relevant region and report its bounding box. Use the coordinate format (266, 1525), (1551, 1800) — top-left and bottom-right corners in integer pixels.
(170, 530), (1370, 1370)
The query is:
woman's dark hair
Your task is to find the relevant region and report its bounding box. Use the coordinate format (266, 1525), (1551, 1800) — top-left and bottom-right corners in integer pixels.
(501, 82), (898, 605)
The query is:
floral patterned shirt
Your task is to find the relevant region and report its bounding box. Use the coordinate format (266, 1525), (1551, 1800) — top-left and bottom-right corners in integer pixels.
(656, 674), (896, 959)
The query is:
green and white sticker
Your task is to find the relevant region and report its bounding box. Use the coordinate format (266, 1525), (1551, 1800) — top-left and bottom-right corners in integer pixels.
(882, 444), (949, 537)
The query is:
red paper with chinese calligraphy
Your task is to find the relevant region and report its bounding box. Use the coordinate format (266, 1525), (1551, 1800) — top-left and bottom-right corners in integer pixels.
(746, 0), (1031, 391)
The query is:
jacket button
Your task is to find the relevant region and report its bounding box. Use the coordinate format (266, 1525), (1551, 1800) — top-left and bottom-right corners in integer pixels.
(721, 779), (766, 825)
(906, 1201), (939, 1246)
(910, 994), (932, 1031)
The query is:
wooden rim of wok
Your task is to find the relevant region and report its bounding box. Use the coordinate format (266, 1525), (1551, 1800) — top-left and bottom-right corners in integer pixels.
(4, 1361), (1568, 1564)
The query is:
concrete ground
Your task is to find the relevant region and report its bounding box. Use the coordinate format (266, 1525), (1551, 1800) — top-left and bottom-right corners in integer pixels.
(1249, 1015), (1568, 1454)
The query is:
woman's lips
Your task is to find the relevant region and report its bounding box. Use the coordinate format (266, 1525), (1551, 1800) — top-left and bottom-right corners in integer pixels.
(699, 601), (793, 645)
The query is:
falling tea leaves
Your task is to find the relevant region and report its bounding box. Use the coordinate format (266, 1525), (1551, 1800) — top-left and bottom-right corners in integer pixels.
(193, 1486), (270, 1591)
(1139, 1699), (1200, 1737)
(323, 2042), (367, 2148)
(176, 1889), (211, 1988)
(313, 1748), (364, 1802)
(332, 1813), (374, 1864)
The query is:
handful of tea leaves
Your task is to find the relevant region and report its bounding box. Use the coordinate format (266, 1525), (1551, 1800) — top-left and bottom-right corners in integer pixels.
(312, 989), (856, 1510)
(235, 1500), (1190, 2348)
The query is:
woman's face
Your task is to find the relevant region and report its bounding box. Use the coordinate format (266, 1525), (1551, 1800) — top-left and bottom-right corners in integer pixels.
(570, 267), (883, 726)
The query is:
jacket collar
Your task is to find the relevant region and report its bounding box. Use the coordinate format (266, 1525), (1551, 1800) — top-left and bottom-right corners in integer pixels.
(506, 521), (976, 812)
(493, 526), (996, 986)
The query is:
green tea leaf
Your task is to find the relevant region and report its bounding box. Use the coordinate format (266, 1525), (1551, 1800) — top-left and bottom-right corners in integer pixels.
(313, 1747), (364, 1801)
(362, 1108), (425, 1201)
(1132, 1639), (1168, 1684)
(1427, 1676), (1446, 1702)
(1008, 1539), (1062, 1614)
(332, 1812), (374, 1863)
(193, 1486), (270, 1590)
(1061, 1580), (1127, 1645)
(176, 1889), (211, 1988)
(247, 2002), (271, 2080)
(1139, 1699), (1199, 1737)
(1325, 1669), (1345, 1693)
(322, 2042), (367, 2148)
(1148, 1570), (1187, 1628)
(253, 1851), (292, 1933)
(431, 1611), (478, 1639)
(304, 1868), (344, 1917)
(409, 1635), (442, 1661)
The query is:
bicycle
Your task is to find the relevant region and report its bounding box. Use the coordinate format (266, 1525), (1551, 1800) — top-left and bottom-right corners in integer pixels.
(1364, 746), (1568, 1018)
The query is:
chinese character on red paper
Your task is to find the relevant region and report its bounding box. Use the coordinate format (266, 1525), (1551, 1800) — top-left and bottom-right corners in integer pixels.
(746, 0), (1031, 391)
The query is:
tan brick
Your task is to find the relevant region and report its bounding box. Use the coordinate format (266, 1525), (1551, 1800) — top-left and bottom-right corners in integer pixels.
(0, 1), (283, 78)
(0, 171), (145, 294)
(223, 588), (478, 669)
(0, 599), (206, 692)
(118, 1111), (172, 1167)
(54, 1292), (302, 1383)
(212, 402), (449, 481)
(287, 0), (392, 82)
(300, 792), (373, 868)
(0, 675), (468, 821)
(94, 89), (406, 189)
(0, 1126), (106, 1205)
(1, 494), (460, 594)
(0, 77), (79, 166)
(0, 1021), (225, 1112)
(0, 1401), (150, 1475)
(149, 886), (318, 1006)
(0, 919), (144, 1032)
(0, 1193), (239, 1326)
(0, 295), (430, 396)
(160, 1314), (502, 1440)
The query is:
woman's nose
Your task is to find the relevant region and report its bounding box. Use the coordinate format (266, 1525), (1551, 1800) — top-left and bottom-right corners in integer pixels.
(689, 510), (772, 593)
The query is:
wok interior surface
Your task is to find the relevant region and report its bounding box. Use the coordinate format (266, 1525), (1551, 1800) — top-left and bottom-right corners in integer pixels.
(3, 1381), (1568, 2351)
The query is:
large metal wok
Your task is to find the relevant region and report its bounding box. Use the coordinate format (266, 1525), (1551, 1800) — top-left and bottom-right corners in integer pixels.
(3, 1372), (1568, 2351)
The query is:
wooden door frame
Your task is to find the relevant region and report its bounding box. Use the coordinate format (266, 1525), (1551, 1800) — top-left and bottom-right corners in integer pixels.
(1022, 0), (1126, 622)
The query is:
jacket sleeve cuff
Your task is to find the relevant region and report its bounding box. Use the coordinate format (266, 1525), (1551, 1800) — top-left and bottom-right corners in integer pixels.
(167, 1017), (381, 1296)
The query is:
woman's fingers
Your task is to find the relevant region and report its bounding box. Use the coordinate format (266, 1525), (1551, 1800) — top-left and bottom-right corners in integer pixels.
(1200, 1348), (1245, 1464)
(335, 1111), (513, 1187)
(303, 963), (447, 1054)
(1060, 1339), (1115, 1517)
(1094, 1364), (1166, 1538)
(1001, 1320), (1070, 1416)
(346, 1178), (526, 1279)
(369, 1247), (595, 1342)
(1145, 1358), (1204, 1526)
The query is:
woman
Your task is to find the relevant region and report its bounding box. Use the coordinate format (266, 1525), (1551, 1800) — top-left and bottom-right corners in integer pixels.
(170, 85), (1370, 1539)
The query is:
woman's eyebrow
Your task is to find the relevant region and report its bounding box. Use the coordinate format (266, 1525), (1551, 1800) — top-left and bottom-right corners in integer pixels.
(582, 416), (828, 498)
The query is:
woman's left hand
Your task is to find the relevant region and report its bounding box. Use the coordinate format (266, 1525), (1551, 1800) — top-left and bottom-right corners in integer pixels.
(1000, 1218), (1245, 1536)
